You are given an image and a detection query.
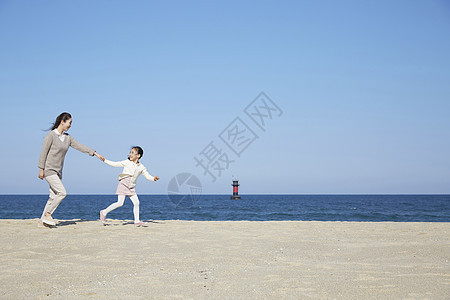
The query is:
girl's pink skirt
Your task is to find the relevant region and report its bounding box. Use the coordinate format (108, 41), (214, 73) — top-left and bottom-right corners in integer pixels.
(116, 177), (136, 196)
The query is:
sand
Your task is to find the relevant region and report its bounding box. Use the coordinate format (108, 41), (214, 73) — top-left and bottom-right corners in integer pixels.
(0, 219), (448, 299)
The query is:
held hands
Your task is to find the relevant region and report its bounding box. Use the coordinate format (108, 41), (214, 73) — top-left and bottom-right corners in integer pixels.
(154, 176), (160, 182)
(94, 152), (105, 162)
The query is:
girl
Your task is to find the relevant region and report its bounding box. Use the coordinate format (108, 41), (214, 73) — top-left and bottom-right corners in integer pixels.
(100, 146), (159, 226)
(38, 112), (105, 227)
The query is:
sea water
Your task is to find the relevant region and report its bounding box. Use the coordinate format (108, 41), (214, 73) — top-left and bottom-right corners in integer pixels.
(0, 194), (449, 222)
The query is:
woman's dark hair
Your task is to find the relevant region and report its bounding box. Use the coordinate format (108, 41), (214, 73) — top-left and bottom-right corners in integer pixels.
(50, 112), (72, 131)
(130, 146), (144, 160)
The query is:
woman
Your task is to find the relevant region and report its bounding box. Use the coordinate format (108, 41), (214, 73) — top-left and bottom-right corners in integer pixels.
(38, 112), (104, 227)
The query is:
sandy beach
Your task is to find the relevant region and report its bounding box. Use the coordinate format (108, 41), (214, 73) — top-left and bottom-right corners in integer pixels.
(0, 219), (448, 299)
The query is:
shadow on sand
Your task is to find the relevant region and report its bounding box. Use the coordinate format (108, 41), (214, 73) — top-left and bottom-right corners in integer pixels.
(102, 220), (165, 227)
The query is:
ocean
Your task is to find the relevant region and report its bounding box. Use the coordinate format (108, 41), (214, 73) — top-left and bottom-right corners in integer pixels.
(0, 194), (449, 222)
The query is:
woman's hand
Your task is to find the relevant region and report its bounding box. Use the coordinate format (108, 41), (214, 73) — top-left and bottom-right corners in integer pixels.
(94, 152), (105, 161)
(154, 176), (160, 182)
(38, 169), (44, 180)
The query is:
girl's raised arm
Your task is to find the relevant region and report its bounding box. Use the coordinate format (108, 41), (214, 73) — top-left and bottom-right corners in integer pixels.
(142, 168), (156, 181)
(129, 167), (157, 188)
(104, 159), (126, 167)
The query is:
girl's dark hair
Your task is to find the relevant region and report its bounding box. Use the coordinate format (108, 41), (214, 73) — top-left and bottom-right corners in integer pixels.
(50, 112), (72, 131)
(131, 146), (144, 160)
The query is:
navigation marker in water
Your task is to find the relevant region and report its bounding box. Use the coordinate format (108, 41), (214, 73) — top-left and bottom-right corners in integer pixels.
(231, 179), (241, 200)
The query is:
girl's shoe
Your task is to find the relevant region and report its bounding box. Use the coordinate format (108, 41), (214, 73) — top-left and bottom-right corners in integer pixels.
(100, 210), (106, 223)
(134, 221), (148, 227)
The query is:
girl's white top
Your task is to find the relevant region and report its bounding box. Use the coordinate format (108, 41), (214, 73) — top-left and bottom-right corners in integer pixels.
(104, 159), (155, 188)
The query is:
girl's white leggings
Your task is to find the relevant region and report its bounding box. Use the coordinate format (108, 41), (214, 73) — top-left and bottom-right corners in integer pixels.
(103, 195), (141, 223)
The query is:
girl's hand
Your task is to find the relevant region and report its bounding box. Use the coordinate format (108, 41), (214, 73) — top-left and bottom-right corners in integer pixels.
(38, 169), (44, 180)
(94, 152), (105, 161)
(154, 176), (160, 182)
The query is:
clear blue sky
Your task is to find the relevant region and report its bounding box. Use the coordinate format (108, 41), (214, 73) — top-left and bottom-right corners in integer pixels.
(0, 0), (449, 194)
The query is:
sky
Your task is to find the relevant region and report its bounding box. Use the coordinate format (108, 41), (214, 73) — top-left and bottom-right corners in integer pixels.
(0, 0), (449, 194)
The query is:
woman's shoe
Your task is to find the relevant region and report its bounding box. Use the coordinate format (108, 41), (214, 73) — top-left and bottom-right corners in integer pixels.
(42, 213), (56, 226)
(38, 220), (53, 228)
